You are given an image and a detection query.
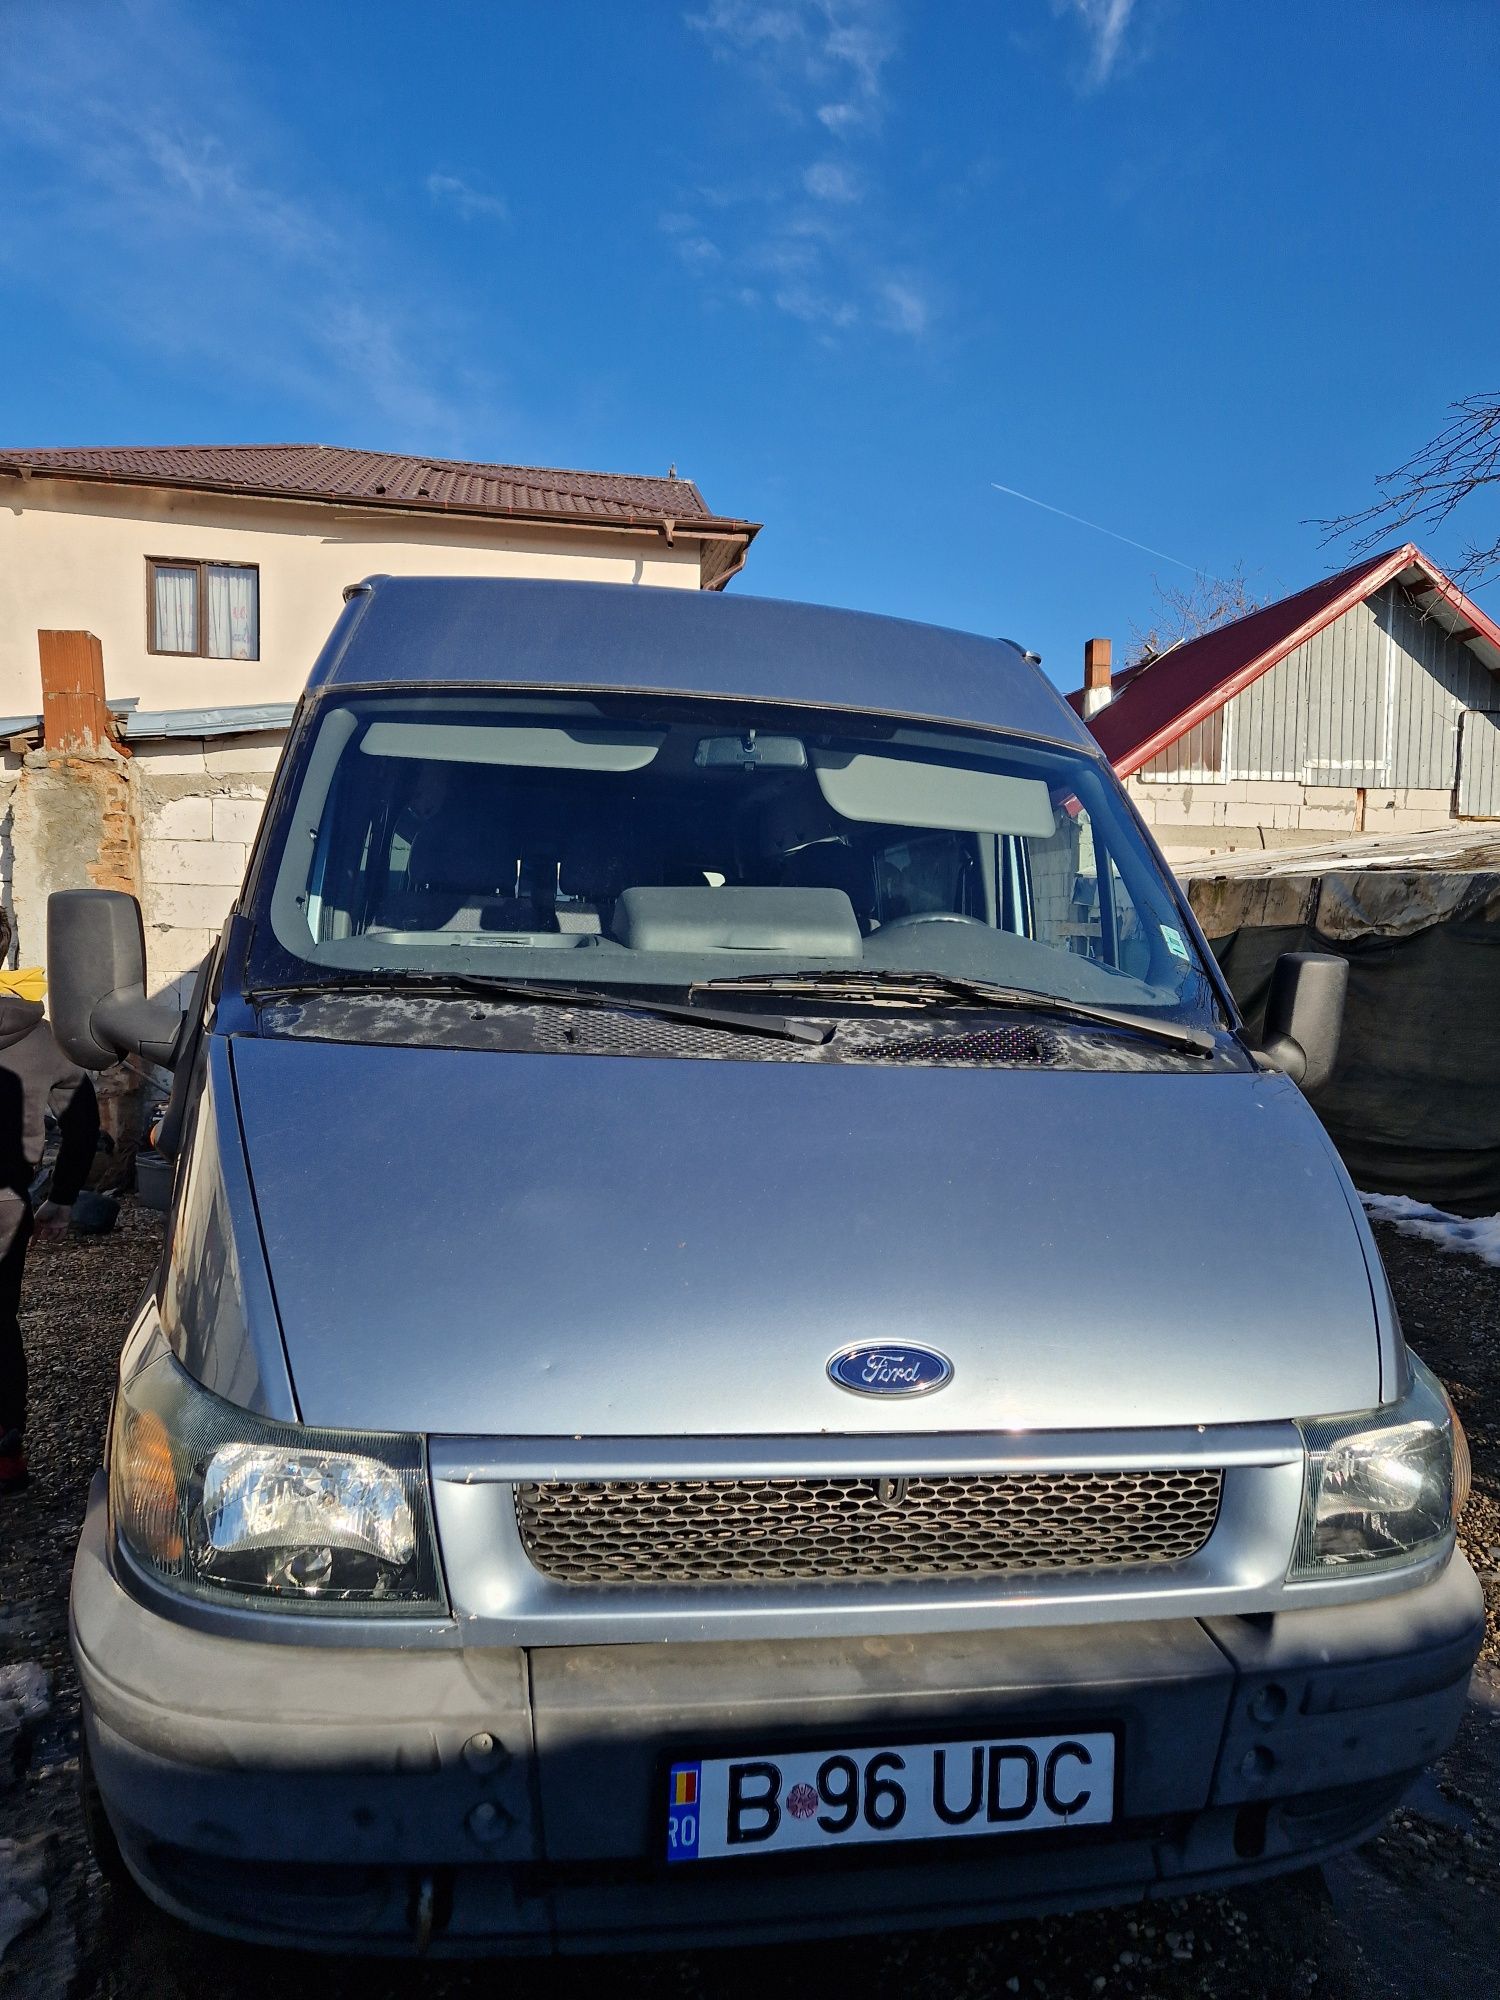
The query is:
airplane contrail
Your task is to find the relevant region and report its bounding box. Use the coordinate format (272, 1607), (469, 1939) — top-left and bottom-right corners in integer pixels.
(990, 480), (1231, 586)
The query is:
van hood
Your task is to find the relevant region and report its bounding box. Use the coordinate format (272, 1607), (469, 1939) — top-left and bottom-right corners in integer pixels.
(230, 1036), (1383, 1437)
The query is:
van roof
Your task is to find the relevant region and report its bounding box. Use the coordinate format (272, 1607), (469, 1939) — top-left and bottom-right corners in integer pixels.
(308, 576), (1096, 748)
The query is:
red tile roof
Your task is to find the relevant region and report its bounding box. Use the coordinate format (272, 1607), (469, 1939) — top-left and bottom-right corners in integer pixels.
(0, 444), (759, 587)
(1069, 544), (1500, 775)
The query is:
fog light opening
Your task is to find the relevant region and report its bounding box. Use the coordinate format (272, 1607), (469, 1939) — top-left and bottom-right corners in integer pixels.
(408, 1870), (436, 1953)
(1234, 1802), (1269, 1860)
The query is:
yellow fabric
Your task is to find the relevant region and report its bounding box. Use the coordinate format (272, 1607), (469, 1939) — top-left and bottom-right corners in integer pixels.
(0, 967), (47, 1002)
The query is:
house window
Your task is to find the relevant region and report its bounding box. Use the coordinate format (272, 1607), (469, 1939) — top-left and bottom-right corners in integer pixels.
(148, 559), (260, 660)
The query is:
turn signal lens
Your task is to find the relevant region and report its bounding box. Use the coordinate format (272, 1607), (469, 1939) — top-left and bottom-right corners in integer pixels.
(111, 1406), (184, 1563)
(1448, 1395), (1472, 1521)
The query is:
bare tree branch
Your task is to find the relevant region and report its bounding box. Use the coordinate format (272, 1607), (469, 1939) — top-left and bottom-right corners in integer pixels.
(1314, 393), (1500, 586)
(1127, 563), (1266, 668)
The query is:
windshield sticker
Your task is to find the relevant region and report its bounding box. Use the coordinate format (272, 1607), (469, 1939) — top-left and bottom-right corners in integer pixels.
(1161, 924), (1191, 962)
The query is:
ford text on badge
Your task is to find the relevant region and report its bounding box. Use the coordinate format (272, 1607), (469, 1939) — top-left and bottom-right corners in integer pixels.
(666, 1731), (1115, 1863)
(826, 1341), (953, 1396)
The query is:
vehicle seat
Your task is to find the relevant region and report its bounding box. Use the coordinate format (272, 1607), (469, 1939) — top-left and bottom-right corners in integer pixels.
(373, 792), (525, 933)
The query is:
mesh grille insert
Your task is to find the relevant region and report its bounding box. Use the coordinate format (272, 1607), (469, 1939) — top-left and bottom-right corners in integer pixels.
(513, 1468), (1223, 1585)
(873, 1024), (1062, 1065)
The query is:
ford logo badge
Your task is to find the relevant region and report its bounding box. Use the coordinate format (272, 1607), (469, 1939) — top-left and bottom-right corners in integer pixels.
(827, 1342), (953, 1397)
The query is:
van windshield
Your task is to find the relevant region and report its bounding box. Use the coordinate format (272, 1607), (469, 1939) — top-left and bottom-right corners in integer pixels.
(246, 691), (1225, 1029)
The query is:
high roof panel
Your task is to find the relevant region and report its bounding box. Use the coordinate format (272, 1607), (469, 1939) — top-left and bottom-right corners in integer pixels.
(312, 575), (1098, 748)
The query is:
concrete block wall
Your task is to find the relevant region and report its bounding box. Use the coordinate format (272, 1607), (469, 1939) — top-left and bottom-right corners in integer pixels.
(0, 726), (277, 1001)
(134, 732), (278, 1001)
(1126, 775), (1456, 864)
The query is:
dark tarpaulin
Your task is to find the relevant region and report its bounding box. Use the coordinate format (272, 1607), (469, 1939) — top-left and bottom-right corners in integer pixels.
(1192, 871), (1500, 1218)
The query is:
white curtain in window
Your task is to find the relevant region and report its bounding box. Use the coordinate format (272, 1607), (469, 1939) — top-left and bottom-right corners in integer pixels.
(206, 566), (258, 660)
(153, 567), (198, 653)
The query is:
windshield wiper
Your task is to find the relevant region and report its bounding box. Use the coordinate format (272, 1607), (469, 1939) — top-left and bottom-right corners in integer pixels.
(693, 968), (1217, 1057)
(248, 971), (831, 1046)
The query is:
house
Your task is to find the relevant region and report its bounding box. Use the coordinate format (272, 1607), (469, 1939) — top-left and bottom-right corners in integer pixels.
(0, 443), (758, 718)
(1068, 545), (1500, 864)
(0, 444), (758, 997)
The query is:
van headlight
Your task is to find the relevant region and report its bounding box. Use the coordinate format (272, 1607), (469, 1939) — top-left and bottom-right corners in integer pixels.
(109, 1346), (444, 1614)
(1291, 1355), (1470, 1579)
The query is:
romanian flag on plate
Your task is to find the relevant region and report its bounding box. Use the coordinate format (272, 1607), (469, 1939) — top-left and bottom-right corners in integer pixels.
(672, 1767), (698, 1807)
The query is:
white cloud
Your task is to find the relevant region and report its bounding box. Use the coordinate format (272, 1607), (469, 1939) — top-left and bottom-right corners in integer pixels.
(0, 2), (494, 446)
(1055, 0), (1137, 89)
(685, 0), (895, 127)
(425, 172), (510, 223)
(772, 285), (858, 329)
(816, 101), (860, 133)
(684, 3), (805, 49)
(803, 159), (860, 202)
(749, 236), (821, 279)
(876, 276), (929, 337)
(680, 235), (725, 267)
(659, 213), (725, 267)
(822, 15), (891, 112)
(679, 0), (929, 343)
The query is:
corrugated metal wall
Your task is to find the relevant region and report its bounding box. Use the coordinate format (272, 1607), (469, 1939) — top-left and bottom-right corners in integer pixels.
(1458, 711), (1500, 818)
(1134, 709), (1223, 781)
(1138, 585), (1500, 802)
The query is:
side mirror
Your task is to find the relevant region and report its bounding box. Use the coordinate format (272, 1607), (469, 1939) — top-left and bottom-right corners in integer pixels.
(47, 890), (185, 1071)
(1258, 951), (1347, 1095)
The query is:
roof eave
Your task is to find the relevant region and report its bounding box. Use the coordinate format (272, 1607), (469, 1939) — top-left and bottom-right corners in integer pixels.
(1100, 543), (1461, 777)
(700, 521), (761, 590)
(0, 458), (758, 581)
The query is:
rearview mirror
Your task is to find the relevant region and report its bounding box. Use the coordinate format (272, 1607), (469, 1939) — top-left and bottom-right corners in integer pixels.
(694, 733), (808, 770)
(47, 890), (185, 1071)
(1257, 951), (1347, 1095)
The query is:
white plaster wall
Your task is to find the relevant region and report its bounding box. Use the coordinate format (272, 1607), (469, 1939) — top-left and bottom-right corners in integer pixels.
(0, 477), (702, 717)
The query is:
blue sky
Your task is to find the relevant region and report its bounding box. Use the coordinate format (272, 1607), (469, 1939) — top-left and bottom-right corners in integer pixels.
(2, 0), (1497, 687)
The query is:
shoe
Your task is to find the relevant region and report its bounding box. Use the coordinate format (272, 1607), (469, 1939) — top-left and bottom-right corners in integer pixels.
(0, 1430), (28, 1494)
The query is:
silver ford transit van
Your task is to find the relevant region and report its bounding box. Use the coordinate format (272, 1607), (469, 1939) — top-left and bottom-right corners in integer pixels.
(52, 579), (1482, 1956)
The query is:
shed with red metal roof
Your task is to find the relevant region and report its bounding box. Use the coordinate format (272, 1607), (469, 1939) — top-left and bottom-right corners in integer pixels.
(1068, 546), (1500, 863)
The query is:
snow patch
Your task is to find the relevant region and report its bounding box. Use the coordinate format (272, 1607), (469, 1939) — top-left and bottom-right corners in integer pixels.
(0, 1663), (50, 1732)
(0, 1662), (50, 1786)
(0, 1839), (48, 1959)
(1362, 1192), (1500, 1268)
(0, 1668), (54, 1959)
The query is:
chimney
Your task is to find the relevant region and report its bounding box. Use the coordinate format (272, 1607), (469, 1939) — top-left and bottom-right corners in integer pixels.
(38, 630), (113, 752)
(1082, 636), (1113, 719)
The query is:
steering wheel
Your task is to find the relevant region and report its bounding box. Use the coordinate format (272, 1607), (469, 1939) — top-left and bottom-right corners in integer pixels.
(877, 911), (989, 932)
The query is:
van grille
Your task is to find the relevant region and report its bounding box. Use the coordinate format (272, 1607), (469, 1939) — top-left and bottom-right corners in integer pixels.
(513, 1468), (1223, 1585)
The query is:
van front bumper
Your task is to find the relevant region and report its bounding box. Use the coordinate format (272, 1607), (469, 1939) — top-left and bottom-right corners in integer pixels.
(71, 1480), (1484, 1957)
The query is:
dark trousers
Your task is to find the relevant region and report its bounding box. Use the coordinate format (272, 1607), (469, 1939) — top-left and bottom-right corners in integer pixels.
(0, 1197), (33, 1440)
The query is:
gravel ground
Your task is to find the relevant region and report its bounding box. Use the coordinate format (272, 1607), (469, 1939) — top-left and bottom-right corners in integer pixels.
(2, 1210), (1497, 1999)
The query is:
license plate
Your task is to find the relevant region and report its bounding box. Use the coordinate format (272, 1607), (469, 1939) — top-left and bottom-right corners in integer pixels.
(665, 1730), (1115, 1864)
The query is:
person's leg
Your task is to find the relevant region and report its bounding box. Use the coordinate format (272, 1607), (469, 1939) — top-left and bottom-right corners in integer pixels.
(0, 1198), (34, 1491)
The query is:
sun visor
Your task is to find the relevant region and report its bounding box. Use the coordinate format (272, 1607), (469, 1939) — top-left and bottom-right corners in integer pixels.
(812, 751), (1056, 837)
(358, 722), (665, 772)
